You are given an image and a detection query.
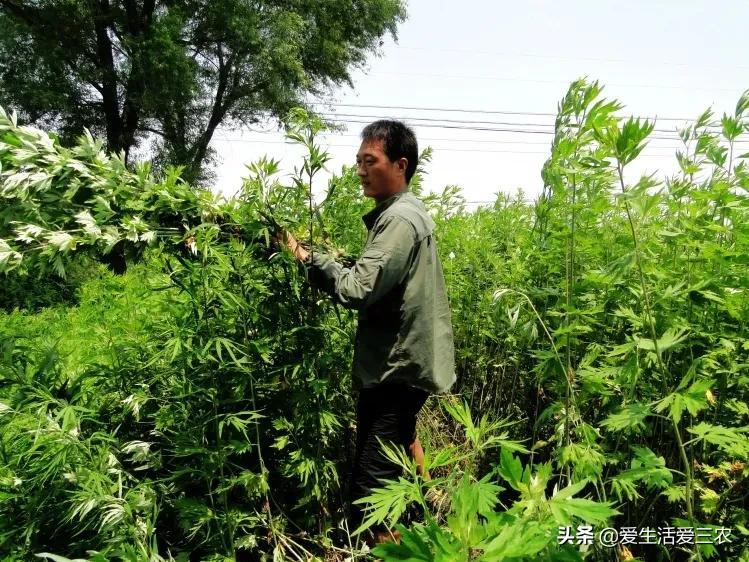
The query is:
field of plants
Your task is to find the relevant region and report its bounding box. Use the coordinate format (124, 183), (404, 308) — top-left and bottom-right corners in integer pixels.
(1, 80), (748, 562)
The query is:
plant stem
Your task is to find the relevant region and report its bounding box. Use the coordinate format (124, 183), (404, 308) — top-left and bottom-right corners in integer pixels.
(615, 160), (695, 527)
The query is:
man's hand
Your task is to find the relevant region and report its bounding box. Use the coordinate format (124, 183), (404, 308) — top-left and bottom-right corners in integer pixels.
(276, 229), (310, 262)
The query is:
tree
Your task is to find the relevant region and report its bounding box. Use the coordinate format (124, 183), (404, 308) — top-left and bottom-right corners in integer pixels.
(0, 0), (405, 184)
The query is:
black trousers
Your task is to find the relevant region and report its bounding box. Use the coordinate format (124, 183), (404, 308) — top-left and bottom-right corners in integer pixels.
(349, 382), (429, 528)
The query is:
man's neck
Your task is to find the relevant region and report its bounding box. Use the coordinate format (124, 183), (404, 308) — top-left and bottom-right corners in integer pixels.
(374, 186), (408, 204)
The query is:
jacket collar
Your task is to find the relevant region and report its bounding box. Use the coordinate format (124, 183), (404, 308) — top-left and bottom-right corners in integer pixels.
(362, 190), (408, 230)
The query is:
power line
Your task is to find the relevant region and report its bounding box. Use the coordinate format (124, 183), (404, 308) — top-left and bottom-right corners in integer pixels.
(327, 133), (554, 146)
(216, 128), (556, 146)
(389, 45), (749, 73)
(222, 106), (745, 140)
(316, 111), (554, 129)
(212, 136), (687, 157)
(368, 71), (744, 94)
(318, 117), (747, 142)
(215, 127), (727, 150)
(213, 137), (550, 154)
(317, 117), (562, 135)
(308, 102), (700, 123)
(312, 111), (742, 137)
(216, 113), (749, 146)
(308, 102), (560, 118)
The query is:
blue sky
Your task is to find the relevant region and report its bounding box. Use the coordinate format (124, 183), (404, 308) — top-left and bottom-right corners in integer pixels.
(211, 0), (749, 204)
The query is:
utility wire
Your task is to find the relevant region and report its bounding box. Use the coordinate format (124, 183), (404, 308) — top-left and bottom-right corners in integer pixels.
(307, 102), (703, 123)
(388, 44), (749, 72)
(212, 136), (686, 157)
(218, 115), (748, 142)
(368, 71), (743, 94)
(316, 111), (555, 128)
(215, 128), (734, 150)
(215, 112), (749, 147)
(316, 117), (749, 143)
(312, 111), (742, 137)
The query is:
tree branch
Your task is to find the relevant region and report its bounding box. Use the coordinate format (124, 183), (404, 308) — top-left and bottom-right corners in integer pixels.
(1, 0), (100, 70)
(0, 0), (40, 28)
(123, 0), (138, 30)
(87, 80), (104, 96)
(142, 0), (155, 28)
(117, 0), (154, 162)
(141, 125), (166, 138)
(183, 48), (235, 182)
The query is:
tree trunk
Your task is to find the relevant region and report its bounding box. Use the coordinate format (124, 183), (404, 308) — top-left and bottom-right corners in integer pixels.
(89, 0), (125, 156)
(118, 0), (155, 161)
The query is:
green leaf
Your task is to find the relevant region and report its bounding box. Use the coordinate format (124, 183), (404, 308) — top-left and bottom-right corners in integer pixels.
(352, 477), (420, 535)
(615, 117), (655, 165)
(700, 487), (720, 514)
(610, 446), (673, 501)
(35, 554), (89, 562)
(662, 486), (686, 503)
(687, 423), (749, 457)
(656, 378), (714, 423)
(373, 521), (463, 561)
(497, 448), (523, 491)
(447, 474), (503, 545)
(735, 89), (749, 117)
(636, 327), (688, 354)
(721, 114), (743, 141)
(0, 239), (22, 271)
(443, 400), (475, 435)
(549, 480), (619, 525)
(426, 446), (462, 470)
(695, 108), (714, 128)
(475, 474), (503, 517)
(447, 493), (481, 546)
(682, 378), (714, 418)
(600, 402), (651, 433)
(478, 520), (549, 560)
(549, 495), (619, 525)
(654, 392), (685, 424)
(46, 231), (77, 252)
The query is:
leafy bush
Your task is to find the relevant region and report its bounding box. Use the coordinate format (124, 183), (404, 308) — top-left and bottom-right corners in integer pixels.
(1, 81), (748, 561)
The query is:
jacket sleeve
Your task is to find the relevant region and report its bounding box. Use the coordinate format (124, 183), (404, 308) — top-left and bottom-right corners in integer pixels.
(308, 215), (415, 310)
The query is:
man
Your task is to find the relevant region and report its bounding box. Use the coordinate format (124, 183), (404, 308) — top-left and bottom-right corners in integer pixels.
(280, 119), (455, 539)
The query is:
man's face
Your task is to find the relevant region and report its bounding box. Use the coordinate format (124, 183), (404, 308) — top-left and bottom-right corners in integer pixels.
(356, 138), (407, 202)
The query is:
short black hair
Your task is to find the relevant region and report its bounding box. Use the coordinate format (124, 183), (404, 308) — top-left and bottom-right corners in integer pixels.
(361, 120), (418, 184)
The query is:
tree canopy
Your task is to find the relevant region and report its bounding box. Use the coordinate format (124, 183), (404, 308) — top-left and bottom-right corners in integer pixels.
(0, 0), (405, 183)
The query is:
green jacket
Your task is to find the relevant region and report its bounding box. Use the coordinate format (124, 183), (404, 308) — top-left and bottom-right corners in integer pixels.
(310, 191), (456, 394)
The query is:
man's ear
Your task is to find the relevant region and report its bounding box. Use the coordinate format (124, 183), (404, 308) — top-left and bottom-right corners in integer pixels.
(397, 157), (408, 176)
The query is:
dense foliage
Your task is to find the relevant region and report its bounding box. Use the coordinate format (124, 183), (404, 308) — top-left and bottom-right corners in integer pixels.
(0, 0), (405, 183)
(1, 81), (748, 561)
